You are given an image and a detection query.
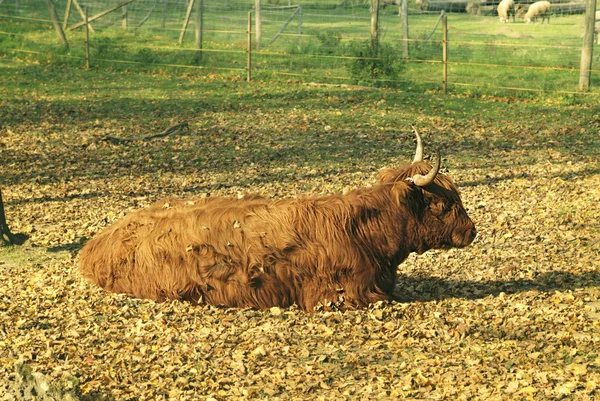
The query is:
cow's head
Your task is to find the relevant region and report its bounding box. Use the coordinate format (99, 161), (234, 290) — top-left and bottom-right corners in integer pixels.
(378, 127), (477, 253)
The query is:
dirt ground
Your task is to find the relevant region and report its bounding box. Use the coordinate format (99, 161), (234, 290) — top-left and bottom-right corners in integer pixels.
(1, 83), (599, 400)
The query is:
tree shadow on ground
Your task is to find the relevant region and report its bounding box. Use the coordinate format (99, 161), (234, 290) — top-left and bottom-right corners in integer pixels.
(459, 165), (600, 189)
(6, 192), (106, 206)
(47, 239), (86, 254)
(393, 271), (600, 303)
(9, 162), (600, 211)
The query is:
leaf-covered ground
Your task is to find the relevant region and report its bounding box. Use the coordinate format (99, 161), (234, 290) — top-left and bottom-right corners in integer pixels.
(1, 64), (600, 400)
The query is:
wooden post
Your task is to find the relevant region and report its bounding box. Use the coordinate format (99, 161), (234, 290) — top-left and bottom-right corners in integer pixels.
(265, 6), (301, 47)
(135, 1), (160, 31)
(579, 0), (597, 91)
(122, 5), (128, 30)
(442, 12), (448, 94)
(71, 0), (95, 33)
(195, 0), (203, 61)
(255, 0), (262, 49)
(400, 0), (409, 59)
(179, 0), (195, 45)
(298, 5), (302, 44)
(68, 0), (135, 31)
(370, 0), (380, 51)
(248, 11), (252, 82)
(63, 0), (73, 30)
(45, 0), (69, 49)
(85, 7), (90, 69)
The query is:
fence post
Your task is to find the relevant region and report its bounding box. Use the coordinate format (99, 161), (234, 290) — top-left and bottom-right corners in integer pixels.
(401, 0), (409, 59)
(442, 13), (448, 94)
(248, 12), (252, 82)
(85, 7), (90, 69)
(370, 0), (380, 50)
(179, 0), (195, 45)
(579, 0), (597, 91)
(195, 0), (203, 61)
(70, 0), (95, 33)
(298, 5), (302, 44)
(122, 5), (127, 30)
(265, 6), (301, 47)
(63, 0), (72, 30)
(44, 0), (69, 49)
(255, 0), (262, 49)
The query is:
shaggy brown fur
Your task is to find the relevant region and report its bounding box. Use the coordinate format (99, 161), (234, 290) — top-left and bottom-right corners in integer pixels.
(79, 159), (476, 311)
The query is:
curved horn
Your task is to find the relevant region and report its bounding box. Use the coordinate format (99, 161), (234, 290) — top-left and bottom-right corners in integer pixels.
(411, 152), (441, 187)
(411, 125), (423, 163)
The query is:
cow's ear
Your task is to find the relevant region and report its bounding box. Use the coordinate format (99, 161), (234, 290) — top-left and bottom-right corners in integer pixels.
(377, 168), (398, 184)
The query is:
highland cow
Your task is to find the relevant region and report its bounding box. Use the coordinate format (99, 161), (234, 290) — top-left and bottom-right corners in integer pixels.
(79, 128), (477, 311)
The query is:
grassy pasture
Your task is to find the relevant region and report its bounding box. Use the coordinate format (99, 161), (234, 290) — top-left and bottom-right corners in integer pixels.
(0, 52), (600, 399)
(1, 0), (599, 95)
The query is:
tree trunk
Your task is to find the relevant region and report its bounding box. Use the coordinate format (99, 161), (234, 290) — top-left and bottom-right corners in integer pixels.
(0, 189), (28, 246)
(579, 0), (597, 91)
(370, 0), (380, 51)
(255, 0), (262, 49)
(45, 0), (69, 49)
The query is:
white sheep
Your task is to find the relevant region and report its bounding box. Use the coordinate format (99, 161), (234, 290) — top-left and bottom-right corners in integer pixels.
(416, 0), (429, 11)
(524, 1), (552, 24)
(497, 0), (514, 23)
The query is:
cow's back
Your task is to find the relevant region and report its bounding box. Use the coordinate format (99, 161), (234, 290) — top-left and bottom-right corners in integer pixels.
(79, 195), (302, 305)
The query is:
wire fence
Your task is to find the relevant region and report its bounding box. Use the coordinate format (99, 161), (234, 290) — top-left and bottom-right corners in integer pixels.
(0, 0), (599, 96)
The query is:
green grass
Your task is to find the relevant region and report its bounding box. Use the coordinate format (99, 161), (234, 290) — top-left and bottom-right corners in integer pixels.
(1, 59), (599, 172)
(0, 245), (58, 269)
(1, 1), (599, 96)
